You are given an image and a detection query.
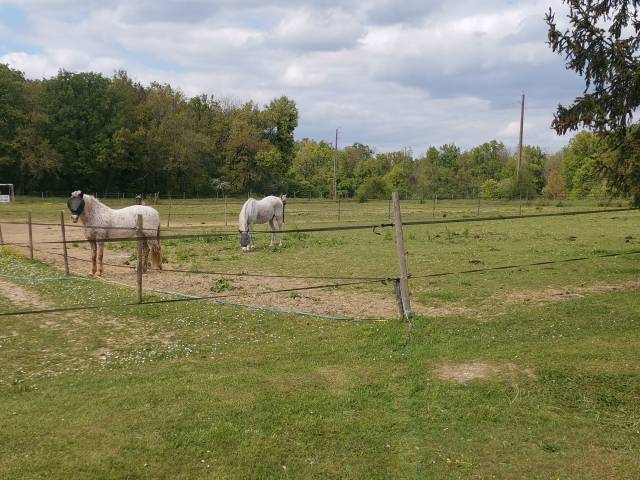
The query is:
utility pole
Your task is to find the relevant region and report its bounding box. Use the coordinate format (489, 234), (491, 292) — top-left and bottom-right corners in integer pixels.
(333, 128), (339, 201)
(517, 93), (525, 214)
(517, 93), (525, 178)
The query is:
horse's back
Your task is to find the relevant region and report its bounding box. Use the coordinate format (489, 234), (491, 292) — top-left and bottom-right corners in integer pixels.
(112, 205), (160, 231)
(255, 196), (283, 223)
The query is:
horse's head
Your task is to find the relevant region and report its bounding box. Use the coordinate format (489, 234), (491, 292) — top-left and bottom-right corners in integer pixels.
(67, 191), (85, 223)
(280, 193), (287, 205)
(239, 230), (250, 252)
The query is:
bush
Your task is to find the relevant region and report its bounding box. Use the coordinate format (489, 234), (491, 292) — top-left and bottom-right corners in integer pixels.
(480, 179), (500, 199)
(356, 176), (390, 201)
(497, 177), (516, 199)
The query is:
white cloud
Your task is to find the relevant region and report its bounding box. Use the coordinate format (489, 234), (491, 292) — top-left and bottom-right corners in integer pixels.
(0, 0), (581, 152)
(273, 8), (365, 51)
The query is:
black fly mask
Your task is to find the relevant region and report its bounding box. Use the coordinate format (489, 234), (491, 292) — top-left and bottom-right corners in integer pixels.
(67, 193), (85, 222)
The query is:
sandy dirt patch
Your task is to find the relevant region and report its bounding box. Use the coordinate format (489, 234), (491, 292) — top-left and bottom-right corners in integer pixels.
(0, 277), (51, 309)
(0, 222), (409, 319)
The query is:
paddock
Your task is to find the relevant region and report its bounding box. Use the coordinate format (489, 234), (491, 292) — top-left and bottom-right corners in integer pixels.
(0, 195), (637, 319)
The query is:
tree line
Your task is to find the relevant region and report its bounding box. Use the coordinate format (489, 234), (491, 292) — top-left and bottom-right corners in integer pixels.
(0, 65), (298, 196)
(0, 64), (627, 202)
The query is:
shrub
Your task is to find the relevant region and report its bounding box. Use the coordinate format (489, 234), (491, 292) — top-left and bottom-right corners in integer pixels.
(356, 176), (390, 201)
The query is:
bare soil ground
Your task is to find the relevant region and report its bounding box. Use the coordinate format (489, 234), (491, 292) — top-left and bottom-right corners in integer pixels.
(1, 223), (404, 319)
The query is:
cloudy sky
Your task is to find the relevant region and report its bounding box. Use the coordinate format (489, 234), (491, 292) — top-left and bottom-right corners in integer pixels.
(0, 0), (582, 154)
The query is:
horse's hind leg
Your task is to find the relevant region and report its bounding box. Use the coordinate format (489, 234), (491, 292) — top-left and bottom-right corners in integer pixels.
(269, 219), (276, 246)
(89, 240), (97, 276)
(150, 239), (162, 270)
(142, 240), (150, 273)
(97, 241), (104, 276)
(276, 216), (284, 246)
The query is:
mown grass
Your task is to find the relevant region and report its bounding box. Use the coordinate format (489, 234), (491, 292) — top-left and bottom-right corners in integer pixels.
(0, 245), (639, 478)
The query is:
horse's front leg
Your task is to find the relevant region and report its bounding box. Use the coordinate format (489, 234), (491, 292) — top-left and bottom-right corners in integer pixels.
(96, 241), (104, 276)
(250, 226), (256, 251)
(89, 240), (97, 276)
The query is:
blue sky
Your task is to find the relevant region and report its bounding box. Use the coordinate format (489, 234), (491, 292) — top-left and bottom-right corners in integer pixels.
(0, 0), (583, 153)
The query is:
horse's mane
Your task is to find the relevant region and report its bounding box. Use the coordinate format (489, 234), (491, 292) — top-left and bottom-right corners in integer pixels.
(239, 198), (256, 231)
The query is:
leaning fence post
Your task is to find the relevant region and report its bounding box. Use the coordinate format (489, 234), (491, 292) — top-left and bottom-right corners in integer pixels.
(224, 195), (228, 226)
(27, 211), (34, 260)
(59, 211), (70, 275)
(136, 214), (143, 303)
(394, 279), (404, 319)
(392, 192), (413, 319)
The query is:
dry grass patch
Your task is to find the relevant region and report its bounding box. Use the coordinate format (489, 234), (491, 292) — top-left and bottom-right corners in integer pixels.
(0, 277), (51, 309)
(496, 279), (640, 306)
(432, 361), (537, 384)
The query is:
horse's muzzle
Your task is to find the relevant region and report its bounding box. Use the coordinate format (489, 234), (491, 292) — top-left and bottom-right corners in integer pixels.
(71, 215), (79, 223)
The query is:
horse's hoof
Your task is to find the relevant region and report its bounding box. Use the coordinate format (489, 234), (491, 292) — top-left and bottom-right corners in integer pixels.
(96, 272), (103, 277)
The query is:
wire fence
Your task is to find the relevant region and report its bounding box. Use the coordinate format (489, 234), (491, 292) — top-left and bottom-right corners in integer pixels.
(0, 207), (635, 246)
(0, 196), (637, 319)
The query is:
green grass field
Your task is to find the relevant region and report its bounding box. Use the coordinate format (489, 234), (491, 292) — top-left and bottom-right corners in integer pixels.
(0, 197), (639, 478)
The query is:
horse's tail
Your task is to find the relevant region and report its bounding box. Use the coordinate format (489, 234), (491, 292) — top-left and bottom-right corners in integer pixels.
(150, 225), (162, 270)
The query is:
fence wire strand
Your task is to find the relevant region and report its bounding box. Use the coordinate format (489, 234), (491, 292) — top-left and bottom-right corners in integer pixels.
(409, 249), (640, 280)
(0, 207), (635, 246)
(0, 278), (388, 317)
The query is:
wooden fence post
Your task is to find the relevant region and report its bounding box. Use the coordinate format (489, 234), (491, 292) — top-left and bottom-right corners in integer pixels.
(59, 211), (70, 275)
(394, 279), (404, 319)
(338, 198), (341, 222)
(392, 192), (413, 319)
(136, 214), (143, 303)
(477, 193), (481, 216)
(27, 211), (34, 260)
(0, 223), (4, 245)
(167, 195), (172, 229)
(432, 193), (437, 217)
(224, 195), (228, 226)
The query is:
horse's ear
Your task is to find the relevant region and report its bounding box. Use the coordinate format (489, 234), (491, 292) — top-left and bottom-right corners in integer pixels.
(79, 191), (84, 198)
